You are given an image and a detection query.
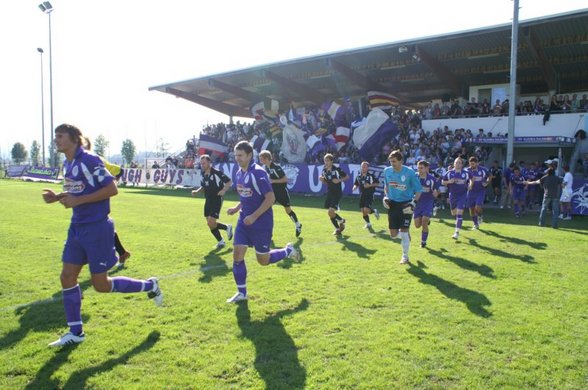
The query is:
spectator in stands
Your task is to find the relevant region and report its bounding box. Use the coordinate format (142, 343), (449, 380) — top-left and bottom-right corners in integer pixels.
(492, 99), (503, 116)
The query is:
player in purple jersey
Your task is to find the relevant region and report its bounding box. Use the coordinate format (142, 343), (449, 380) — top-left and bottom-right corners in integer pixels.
(413, 161), (439, 248)
(42, 124), (162, 347)
(191, 154), (233, 249)
(510, 166), (527, 217)
(225, 141), (299, 303)
(442, 157), (470, 240)
(320, 154), (350, 235)
(466, 156), (490, 230)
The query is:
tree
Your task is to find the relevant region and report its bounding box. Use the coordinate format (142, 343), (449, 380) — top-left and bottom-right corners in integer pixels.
(11, 142), (28, 164)
(94, 134), (109, 157)
(30, 140), (41, 166)
(121, 139), (136, 166)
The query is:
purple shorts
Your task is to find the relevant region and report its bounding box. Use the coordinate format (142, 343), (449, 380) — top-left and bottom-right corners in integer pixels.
(414, 203), (433, 218)
(467, 191), (485, 208)
(62, 218), (117, 274)
(449, 194), (467, 210)
(233, 220), (272, 254)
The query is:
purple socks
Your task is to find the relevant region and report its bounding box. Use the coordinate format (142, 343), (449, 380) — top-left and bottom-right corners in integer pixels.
(233, 261), (247, 296)
(111, 276), (153, 293)
(63, 284), (82, 335)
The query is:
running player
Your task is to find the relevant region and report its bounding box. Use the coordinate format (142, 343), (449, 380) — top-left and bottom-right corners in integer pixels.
(42, 124), (162, 347)
(414, 160), (439, 248)
(320, 154), (349, 235)
(191, 154), (233, 248)
(258, 150), (302, 237)
(382, 150), (422, 264)
(466, 156), (489, 229)
(510, 166), (527, 218)
(352, 161), (380, 229)
(489, 160), (502, 204)
(442, 157), (470, 240)
(225, 141), (299, 303)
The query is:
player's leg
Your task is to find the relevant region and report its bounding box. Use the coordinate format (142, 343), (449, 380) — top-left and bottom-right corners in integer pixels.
(228, 244), (248, 303)
(284, 204), (302, 236)
(420, 216), (430, 248)
(362, 207), (372, 228)
(453, 209), (463, 239)
(255, 229), (299, 266)
(114, 232), (131, 267)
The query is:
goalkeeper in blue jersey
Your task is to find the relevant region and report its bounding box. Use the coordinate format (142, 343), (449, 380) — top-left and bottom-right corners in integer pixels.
(382, 150), (422, 264)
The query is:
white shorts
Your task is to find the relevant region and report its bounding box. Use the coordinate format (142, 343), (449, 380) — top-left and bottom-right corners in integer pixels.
(560, 188), (572, 202)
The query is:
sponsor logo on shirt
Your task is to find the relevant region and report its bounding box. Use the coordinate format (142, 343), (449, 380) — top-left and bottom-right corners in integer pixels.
(237, 184), (253, 197)
(388, 181), (407, 191)
(63, 178), (85, 193)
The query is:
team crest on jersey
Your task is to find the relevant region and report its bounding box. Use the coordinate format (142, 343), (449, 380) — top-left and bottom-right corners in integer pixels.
(244, 173), (250, 184)
(401, 175), (406, 182)
(72, 166), (79, 176)
(283, 164), (300, 189)
(426, 180), (430, 185)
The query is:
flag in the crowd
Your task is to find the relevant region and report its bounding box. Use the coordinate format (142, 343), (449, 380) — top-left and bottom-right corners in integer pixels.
(314, 127), (328, 136)
(250, 135), (271, 153)
(358, 119), (400, 161)
(367, 91), (400, 110)
(306, 134), (321, 150)
(251, 99), (279, 122)
(322, 100), (347, 127)
(352, 108), (389, 149)
(198, 134), (229, 158)
(334, 126), (350, 151)
(270, 125), (282, 136)
(281, 124), (307, 163)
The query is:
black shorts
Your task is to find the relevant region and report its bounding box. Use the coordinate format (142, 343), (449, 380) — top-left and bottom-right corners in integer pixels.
(274, 189), (291, 208)
(324, 192), (342, 209)
(204, 197), (223, 219)
(387, 199), (413, 230)
(491, 179), (501, 189)
(359, 193), (374, 209)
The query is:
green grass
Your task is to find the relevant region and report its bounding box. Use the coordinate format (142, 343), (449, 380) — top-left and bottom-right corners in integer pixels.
(1, 179), (587, 389)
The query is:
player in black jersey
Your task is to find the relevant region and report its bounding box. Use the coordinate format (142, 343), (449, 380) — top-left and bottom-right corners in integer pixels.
(191, 154), (233, 248)
(259, 150), (302, 237)
(320, 153), (349, 236)
(352, 161), (380, 228)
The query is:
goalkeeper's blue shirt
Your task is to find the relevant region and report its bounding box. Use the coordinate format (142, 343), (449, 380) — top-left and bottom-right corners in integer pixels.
(382, 165), (422, 202)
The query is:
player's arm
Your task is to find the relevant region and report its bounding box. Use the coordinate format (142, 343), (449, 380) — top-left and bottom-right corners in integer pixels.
(42, 188), (69, 204)
(352, 177), (360, 192)
(272, 166), (288, 184)
(191, 187), (203, 196)
(227, 202), (242, 216)
(218, 179), (232, 196)
(59, 181), (118, 209)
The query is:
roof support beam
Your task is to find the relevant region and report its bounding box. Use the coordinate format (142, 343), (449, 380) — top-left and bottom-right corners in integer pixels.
(262, 70), (327, 104)
(327, 59), (382, 91)
(166, 87), (252, 118)
(416, 45), (461, 96)
(207, 79), (267, 104)
(523, 27), (557, 91)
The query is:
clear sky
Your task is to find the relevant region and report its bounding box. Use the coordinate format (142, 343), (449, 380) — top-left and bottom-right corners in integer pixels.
(1, 0), (586, 160)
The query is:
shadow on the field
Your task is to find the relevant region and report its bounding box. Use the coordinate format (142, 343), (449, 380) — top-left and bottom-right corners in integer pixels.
(25, 331), (160, 390)
(466, 238), (536, 263)
(427, 248), (495, 279)
(407, 261), (492, 318)
(197, 249), (232, 283)
(0, 280), (92, 352)
(477, 229), (548, 249)
(236, 300), (308, 389)
(278, 237), (304, 269)
(336, 236), (377, 259)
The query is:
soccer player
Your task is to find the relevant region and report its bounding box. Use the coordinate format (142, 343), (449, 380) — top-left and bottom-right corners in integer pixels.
(352, 161), (380, 229)
(414, 160), (439, 248)
(559, 165), (573, 220)
(382, 150), (422, 264)
(442, 157), (470, 239)
(466, 156), (489, 229)
(225, 141), (299, 303)
(320, 153), (349, 235)
(258, 150), (302, 237)
(510, 166), (527, 217)
(42, 124), (162, 347)
(191, 154), (233, 249)
(489, 160), (502, 204)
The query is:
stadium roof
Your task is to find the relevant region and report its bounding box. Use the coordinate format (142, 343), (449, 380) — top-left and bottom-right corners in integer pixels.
(149, 9), (588, 118)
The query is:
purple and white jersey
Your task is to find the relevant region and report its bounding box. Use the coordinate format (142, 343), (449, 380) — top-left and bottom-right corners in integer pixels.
(443, 169), (469, 197)
(63, 147), (114, 224)
(466, 166), (488, 193)
(235, 160), (273, 228)
(416, 174), (438, 210)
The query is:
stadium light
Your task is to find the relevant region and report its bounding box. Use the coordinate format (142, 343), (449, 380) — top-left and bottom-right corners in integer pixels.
(38, 2), (55, 167)
(37, 48), (46, 166)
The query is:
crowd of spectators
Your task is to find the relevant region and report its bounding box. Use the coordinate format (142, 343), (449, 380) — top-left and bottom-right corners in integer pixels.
(176, 92), (586, 169)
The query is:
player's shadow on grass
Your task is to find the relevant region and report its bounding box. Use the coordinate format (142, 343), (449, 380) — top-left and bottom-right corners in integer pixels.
(197, 249), (232, 283)
(336, 236), (377, 259)
(478, 229), (547, 250)
(25, 331), (160, 390)
(236, 299), (308, 389)
(466, 238), (536, 263)
(407, 261), (492, 318)
(278, 237), (304, 269)
(0, 280), (92, 351)
(428, 247), (496, 279)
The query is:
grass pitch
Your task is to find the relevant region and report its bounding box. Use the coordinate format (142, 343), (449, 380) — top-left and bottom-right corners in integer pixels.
(0, 180), (587, 389)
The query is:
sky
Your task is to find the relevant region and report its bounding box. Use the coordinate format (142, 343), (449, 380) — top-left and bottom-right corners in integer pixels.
(1, 0), (586, 161)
